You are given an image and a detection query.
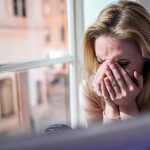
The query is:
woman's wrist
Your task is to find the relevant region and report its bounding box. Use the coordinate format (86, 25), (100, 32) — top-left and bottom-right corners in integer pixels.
(119, 102), (139, 120)
(103, 104), (120, 124)
(104, 103), (120, 121)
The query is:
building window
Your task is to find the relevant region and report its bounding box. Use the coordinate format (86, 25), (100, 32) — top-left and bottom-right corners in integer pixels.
(22, 0), (26, 17)
(13, 0), (26, 17)
(60, 27), (65, 42)
(13, 0), (18, 16)
(45, 32), (51, 43)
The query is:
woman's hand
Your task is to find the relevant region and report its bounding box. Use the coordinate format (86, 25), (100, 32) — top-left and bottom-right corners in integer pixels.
(92, 60), (110, 96)
(92, 60), (117, 107)
(102, 61), (143, 109)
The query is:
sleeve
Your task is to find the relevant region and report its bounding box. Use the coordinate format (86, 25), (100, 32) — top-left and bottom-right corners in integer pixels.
(79, 79), (103, 127)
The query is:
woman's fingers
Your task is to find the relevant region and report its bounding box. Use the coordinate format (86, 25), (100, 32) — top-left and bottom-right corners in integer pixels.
(134, 71), (143, 90)
(104, 77), (116, 100)
(112, 63), (143, 93)
(93, 60), (143, 99)
(92, 60), (109, 86)
(108, 62), (127, 94)
(92, 60), (110, 95)
(101, 77), (116, 106)
(101, 78), (110, 100)
(115, 63), (135, 91)
(105, 66), (121, 95)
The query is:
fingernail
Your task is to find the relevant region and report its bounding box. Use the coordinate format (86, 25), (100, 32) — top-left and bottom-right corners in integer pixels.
(134, 70), (138, 75)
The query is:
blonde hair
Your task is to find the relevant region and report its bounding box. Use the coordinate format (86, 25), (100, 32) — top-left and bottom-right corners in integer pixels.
(83, 1), (150, 111)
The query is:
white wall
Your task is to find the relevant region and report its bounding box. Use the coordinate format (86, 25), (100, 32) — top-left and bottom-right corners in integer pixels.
(83, 0), (150, 29)
(83, 0), (118, 30)
(137, 0), (150, 12)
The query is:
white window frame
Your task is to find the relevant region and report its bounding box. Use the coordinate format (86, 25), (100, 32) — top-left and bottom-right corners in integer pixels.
(67, 0), (84, 128)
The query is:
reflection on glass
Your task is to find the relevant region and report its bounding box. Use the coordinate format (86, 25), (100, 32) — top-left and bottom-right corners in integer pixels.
(0, 0), (67, 64)
(0, 63), (70, 135)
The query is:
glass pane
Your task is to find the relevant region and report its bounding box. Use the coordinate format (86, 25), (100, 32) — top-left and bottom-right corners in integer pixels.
(0, 63), (70, 136)
(0, 0), (68, 64)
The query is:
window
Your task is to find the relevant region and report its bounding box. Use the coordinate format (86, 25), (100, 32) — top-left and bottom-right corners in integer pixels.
(13, 0), (26, 17)
(60, 26), (65, 42)
(45, 31), (51, 43)
(0, 0), (80, 135)
(13, 0), (18, 16)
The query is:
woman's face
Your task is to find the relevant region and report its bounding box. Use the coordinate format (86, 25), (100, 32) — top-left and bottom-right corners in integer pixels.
(95, 35), (144, 78)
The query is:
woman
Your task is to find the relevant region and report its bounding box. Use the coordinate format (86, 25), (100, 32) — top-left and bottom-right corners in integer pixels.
(80, 0), (150, 126)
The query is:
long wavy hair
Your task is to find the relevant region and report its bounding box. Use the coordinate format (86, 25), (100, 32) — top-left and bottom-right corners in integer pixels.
(83, 1), (150, 111)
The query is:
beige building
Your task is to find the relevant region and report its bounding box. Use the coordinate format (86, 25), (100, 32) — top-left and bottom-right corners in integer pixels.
(0, 0), (68, 134)
(0, 0), (67, 63)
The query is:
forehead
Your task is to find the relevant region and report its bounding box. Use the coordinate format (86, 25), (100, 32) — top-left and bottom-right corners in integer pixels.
(94, 35), (138, 60)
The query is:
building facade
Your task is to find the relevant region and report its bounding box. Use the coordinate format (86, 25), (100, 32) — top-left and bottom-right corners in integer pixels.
(0, 0), (69, 134)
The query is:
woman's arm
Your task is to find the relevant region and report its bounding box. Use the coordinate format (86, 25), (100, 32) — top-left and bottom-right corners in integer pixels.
(119, 102), (139, 120)
(103, 103), (120, 124)
(79, 80), (103, 127)
(80, 79), (120, 126)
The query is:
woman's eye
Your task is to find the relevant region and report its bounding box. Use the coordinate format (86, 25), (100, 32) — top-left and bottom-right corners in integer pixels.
(96, 59), (103, 64)
(97, 61), (103, 64)
(118, 62), (129, 68)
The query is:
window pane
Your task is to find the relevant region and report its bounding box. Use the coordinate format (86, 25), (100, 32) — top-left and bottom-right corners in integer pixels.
(0, 0), (68, 64)
(13, 0), (18, 16)
(0, 63), (70, 135)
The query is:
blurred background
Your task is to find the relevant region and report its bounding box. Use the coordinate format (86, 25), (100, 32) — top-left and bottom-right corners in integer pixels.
(0, 0), (149, 136)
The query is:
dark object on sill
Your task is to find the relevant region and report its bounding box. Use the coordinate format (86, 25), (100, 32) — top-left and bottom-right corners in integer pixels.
(44, 124), (71, 134)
